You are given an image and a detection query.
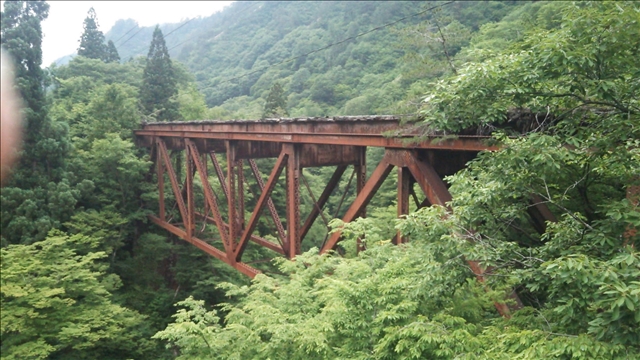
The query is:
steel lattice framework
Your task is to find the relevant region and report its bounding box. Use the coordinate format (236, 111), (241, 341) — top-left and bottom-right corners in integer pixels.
(134, 115), (556, 317)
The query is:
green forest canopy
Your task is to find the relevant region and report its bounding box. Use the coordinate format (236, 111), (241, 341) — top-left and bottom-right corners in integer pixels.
(1, 1), (638, 359)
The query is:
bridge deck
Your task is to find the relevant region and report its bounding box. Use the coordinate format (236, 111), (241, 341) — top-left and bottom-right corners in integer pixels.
(135, 116), (497, 152)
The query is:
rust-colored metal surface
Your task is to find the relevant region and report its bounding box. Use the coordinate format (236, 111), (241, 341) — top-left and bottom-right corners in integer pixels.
(300, 165), (347, 242)
(248, 159), (286, 244)
(135, 116), (498, 152)
(137, 116), (529, 318)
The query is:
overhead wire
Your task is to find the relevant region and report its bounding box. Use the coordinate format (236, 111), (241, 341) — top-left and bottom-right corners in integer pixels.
(198, 1), (455, 88)
(167, 2), (261, 53)
(117, 20), (178, 49)
(106, 13), (203, 63)
(113, 24), (139, 44)
(118, 27), (146, 47)
(164, 17), (196, 38)
(112, 1), (453, 89)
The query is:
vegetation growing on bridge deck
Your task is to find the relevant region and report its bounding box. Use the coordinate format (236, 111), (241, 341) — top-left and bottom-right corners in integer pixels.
(1, 1), (638, 359)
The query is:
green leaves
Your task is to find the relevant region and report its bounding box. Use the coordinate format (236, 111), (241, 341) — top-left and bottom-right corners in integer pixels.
(419, 2), (640, 136)
(155, 217), (497, 359)
(262, 82), (289, 118)
(1, 233), (148, 359)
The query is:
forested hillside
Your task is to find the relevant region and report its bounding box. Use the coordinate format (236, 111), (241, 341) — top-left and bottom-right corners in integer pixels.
(104, 1), (524, 118)
(2, 1), (638, 359)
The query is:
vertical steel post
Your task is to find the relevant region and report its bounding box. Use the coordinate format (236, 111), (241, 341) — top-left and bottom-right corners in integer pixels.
(284, 143), (300, 259)
(202, 153), (208, 218)
(157, 140), (165, 222)
(237, 159), (245, 232)
(226, 141), (237, 257)
(186, 139), (230, 250)
(396, 167), (411, 244)
(355, 146), (367, 251)
(355, 147), (367, 208)
(186, 141), (195, 239)
(156, 139), (188, 229)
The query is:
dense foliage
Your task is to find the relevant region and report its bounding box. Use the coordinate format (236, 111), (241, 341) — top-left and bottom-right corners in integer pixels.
(1, 1), (638, 359)
(1, 233), (150, 359)
(262, 82), (288, 118)
(105, 1), (521, 119)
(1, 0), (70, 243)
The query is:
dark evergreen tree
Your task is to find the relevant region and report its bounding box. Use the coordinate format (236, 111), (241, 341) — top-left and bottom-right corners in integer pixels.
(77, 7), (106, 60)
(1, 0), (72, 244)
(1, 0), (69, 186)
(262, 82), (288, 118)
(141, 26), (179, 121)
(1, 1), (49, 153)
(104, 39), (120, 63)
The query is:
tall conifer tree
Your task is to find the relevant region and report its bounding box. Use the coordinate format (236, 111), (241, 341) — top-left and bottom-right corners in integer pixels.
(1, 0), (68, 186)
(77, 7), (106, 60)
(262, 82), (289, 118)
(1, 0), (73, 244)
(1, 1), (48, 146)
(104, 40), (120, 63)
(141, 26), (179, 121)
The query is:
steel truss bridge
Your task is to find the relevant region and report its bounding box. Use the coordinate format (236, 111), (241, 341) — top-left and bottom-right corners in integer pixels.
(135, 116), (556, 317)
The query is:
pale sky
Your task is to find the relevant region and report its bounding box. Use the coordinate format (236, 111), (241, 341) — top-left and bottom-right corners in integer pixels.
(2, 1), (234, 66)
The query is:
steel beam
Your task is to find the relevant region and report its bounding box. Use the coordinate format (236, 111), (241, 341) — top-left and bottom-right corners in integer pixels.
(284, 144), (301, 258)
(321, 157), (394, 253)
(156, 138), (188, 228)
(403, 152), (521, 318)
(148, 215), (260, 278)
(186, 139), (229, 249)
(209, 151), (244, 236)
(157, 140), (165, 221)
(136, 129), (497, 152)
(195, 212), (284, 255)
(355, 148), (367, 252)
(226, 141), (238, 257)
(234, 150), (288, 261)
(209, 152), (229, 199)
(410, 187), (421, 210)
(300, 165), (348, 242)
(237, 159), (245, 232)
(186, 142), (195, 239)
(405, 153), (452, 207)
(355, 147), (367, 218)
(248, 159), (286, 244)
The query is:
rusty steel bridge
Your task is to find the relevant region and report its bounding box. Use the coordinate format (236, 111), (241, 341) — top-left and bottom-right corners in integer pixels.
(135, 116), (556, 316)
